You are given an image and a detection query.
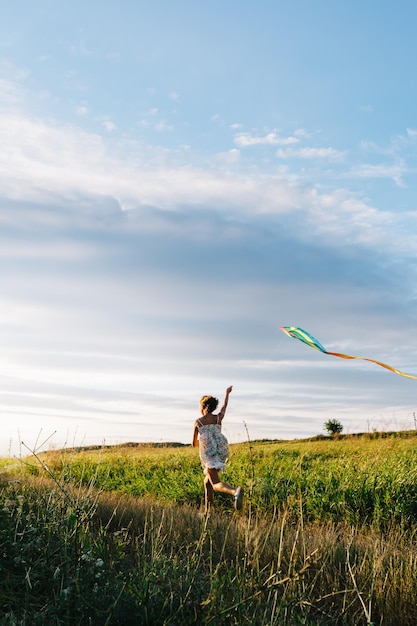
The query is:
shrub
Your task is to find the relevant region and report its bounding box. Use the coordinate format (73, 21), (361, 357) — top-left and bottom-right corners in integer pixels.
(324, 418), (344, 436)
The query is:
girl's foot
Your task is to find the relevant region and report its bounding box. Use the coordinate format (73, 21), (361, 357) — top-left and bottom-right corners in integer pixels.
(234, 486), (244, 510)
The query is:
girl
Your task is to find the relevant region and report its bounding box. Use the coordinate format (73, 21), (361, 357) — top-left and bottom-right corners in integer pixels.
(193, 385), (243, 512)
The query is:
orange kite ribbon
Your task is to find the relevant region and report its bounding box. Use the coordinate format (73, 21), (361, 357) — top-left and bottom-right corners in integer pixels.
(280, 326), (417, 380)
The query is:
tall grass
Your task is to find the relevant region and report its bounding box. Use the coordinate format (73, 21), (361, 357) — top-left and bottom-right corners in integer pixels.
(2, 433), (417, 624)
(2, 472), (417, 625)
(37, 434), (417, 528)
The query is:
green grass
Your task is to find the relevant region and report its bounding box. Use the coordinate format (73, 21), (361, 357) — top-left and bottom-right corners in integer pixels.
(2, 432), (417, 624)
(34, 433), (417, 528)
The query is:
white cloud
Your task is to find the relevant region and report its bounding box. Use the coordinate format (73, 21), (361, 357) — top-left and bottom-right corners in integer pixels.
(0, 298), (50, 328)
(215, 148), (240, 164)
(234, 131), (299, 147)
(0, 76), (24, 107)
(0, 109), (291, 213)
(304, 188), (391, 245)
(154, 120), (173, 132)
(0, 75), (414, 260)
(102, 120), (117, 132)
(0, 104), (410, 257)
(276, 147), (345, 160)
(0, 241), (97, 261)
(1, 14), (417, 455)
(351, 162), (406, 186)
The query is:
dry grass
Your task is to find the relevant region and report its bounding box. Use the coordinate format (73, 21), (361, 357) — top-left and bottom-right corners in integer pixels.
(3, 434), (417, 624)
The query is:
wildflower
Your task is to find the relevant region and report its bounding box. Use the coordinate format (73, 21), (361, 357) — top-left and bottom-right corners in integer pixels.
(95, 558), (104, 568)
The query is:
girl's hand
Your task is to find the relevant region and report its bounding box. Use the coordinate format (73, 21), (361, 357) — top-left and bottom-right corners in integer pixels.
(226, 386), (233, 394)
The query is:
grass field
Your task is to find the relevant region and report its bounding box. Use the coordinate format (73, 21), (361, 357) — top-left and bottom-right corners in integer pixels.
(1, 432), (417, 624)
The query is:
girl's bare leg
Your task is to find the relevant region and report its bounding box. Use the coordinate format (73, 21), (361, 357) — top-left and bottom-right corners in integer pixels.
(206, 468), (236, 496)
(204, 475), (214, 512)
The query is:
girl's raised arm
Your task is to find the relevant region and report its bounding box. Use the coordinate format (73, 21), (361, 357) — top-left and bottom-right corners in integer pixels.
(218, 386), (233, 420)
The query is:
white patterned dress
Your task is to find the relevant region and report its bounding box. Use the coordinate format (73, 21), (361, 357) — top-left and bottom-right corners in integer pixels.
(197, 417), (229, 473)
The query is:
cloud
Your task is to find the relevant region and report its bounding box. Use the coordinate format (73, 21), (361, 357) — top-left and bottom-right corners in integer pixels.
(234, 131), (300, 147)
(351, 162), (406, 186)
(0, 77), (24, 107)
(0, 98), (412, 261)
(101, 119), (117, 132)
(0, 240), (97, 261)
(0, 80), (415, 325)
(276, 146), (345, 160)
(293, 128), (309, 138)
(233, 127), (345, 164)
(1, 18), (417, 455)
(154, 120), (173, 132)
(0, 73), (397, 252)
(214, 148), (240, 164)
(0, 107), (295, 214)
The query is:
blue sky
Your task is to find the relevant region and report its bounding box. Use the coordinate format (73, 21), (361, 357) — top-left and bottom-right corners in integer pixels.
(1, 1), (417, 455)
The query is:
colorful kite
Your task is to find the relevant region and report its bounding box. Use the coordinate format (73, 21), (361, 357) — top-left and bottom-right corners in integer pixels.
(280, 326), (417, 380)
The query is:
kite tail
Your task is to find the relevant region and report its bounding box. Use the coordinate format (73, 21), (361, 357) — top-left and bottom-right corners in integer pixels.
(281, 326), (417, 381)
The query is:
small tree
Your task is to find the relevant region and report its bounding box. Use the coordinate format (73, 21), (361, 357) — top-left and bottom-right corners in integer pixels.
(324, 419), (343, 437)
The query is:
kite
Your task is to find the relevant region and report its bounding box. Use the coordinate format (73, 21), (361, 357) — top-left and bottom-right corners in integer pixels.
(280, 326), (417, 380)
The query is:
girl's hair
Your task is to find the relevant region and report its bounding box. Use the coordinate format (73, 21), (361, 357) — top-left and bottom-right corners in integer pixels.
(200, 395), (219, 414)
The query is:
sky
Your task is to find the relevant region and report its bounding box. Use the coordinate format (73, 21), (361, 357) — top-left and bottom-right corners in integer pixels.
(1, 1), (417, 456)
